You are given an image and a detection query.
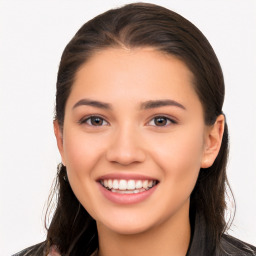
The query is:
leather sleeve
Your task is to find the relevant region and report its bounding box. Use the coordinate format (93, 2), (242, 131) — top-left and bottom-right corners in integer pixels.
(220, 234), (256, 256)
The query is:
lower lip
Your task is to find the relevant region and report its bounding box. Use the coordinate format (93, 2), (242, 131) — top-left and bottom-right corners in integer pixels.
(98, 183), (158, 205)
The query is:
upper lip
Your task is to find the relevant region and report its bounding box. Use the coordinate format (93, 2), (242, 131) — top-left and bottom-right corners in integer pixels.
(96, 173), (159, 181)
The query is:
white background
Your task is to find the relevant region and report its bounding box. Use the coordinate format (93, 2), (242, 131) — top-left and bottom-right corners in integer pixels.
(0, 0), (255, 255)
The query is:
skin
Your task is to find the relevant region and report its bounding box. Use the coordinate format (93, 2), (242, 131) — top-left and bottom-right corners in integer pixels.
(54, 47), (224, 256)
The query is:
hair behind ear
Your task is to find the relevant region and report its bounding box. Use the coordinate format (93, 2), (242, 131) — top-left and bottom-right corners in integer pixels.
(45, 164), (98, 255)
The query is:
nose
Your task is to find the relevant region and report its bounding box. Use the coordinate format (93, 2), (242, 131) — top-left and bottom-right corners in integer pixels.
(106, 126), (146, 166)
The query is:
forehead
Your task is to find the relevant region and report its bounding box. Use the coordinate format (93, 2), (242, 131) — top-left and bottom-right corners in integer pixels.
(77, 47), (194, 78)
(67, 47), (201, 111)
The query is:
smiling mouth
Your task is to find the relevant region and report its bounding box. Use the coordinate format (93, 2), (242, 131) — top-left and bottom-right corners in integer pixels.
(99, 179), (159, 194)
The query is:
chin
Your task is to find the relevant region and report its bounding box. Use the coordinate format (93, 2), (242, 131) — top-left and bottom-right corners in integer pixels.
(104, 220), (155, 235)
(96, 209), (163, 236)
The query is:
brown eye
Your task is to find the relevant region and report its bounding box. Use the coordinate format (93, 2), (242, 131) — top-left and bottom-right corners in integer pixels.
(148, 116), (175, 127)
(82, 116), (108, 126)
(154, 117), (168, 126)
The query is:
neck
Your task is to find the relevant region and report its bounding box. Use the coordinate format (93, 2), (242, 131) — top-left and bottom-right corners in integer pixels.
(97, 203), (191, 256)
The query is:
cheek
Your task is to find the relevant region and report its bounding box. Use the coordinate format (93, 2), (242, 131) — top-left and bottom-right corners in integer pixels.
(61, 128), (106, 215)
(149, 125), (205, 184)
(63, 127), (103, 167)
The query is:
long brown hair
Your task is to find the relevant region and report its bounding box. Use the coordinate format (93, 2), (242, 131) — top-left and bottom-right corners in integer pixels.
(45, 3), (233, 255)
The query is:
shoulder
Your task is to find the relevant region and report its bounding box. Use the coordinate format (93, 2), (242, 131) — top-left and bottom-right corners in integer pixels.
(12, 242), (60, 256)
(220, 234), (256, 256)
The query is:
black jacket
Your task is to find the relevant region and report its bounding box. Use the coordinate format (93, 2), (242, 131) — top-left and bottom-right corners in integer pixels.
(13, 214), (256, 256)
(186, 213), (256, 255)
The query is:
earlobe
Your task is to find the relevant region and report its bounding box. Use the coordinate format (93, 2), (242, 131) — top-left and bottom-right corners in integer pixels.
(53, 120), (66, 166)
(201, 115), (225, 168)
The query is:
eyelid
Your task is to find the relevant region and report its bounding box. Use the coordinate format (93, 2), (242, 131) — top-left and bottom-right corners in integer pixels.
(147, 115), (177, 127)
(78, 114), (177, 127)
(78, 115), (109, 126)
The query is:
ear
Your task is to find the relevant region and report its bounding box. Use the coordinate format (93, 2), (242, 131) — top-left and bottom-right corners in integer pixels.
(201, 115), (225, 168)
(53, 120), (66, 166)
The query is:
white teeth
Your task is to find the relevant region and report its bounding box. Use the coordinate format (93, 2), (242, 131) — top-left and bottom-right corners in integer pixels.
(108, 179), (113, 189)
(119, 180), (127, 190)
(111, 188), (146, 194)
(104, 180), (108, 188)
(101, 179), (157, 191)
(113, 179), (119, 189)
(135, 180), (142, 189)
(127, 180), (135, 190)
(142, 180), (148, 189)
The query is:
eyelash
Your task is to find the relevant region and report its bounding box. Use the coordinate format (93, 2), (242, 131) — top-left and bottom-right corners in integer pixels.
(79, 115), (177, 127)
(79, 115), (109, 126)
(148, 116), (177, 127)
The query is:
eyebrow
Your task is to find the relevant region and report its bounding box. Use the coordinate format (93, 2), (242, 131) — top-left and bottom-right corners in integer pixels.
(141, 99), (186, 110)
(73, 99), (112, 110)
(72, 98), (186, 111)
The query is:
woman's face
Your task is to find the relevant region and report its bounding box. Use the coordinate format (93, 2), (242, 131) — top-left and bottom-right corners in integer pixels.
(55, 47), (215, 235)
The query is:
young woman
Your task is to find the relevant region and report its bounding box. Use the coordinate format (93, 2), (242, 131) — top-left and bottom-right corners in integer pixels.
(14, 3), (256, 256)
